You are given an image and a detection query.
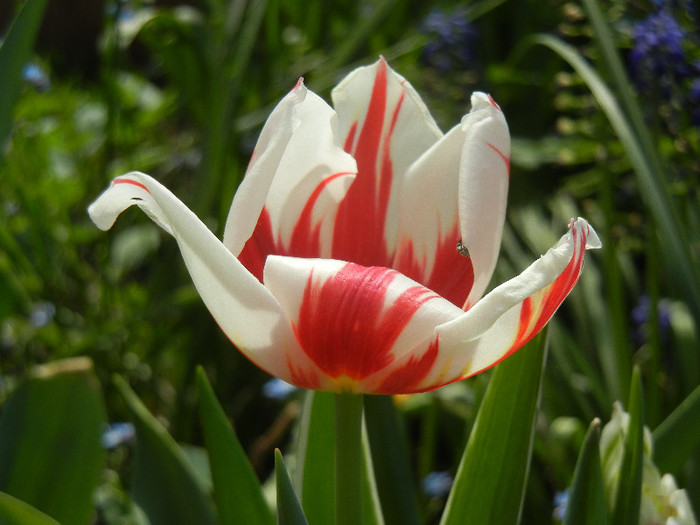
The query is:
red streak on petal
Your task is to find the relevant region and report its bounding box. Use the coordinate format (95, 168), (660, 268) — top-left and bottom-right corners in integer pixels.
(238, 207), (276, 282)
(394, 223), (474, 308)
(287, 356), (322, 390)
(238, 172), (353, 281)
(373, 338), (439, 394)
(510, 223), (587, 352)
(289, 172), (354, 258)
(294, 263), (438, 383)
(344, 121), (358, 152)
(113, 178), (150, 193)
(486, 141), (511, 174)
(332, 59), (401, 267)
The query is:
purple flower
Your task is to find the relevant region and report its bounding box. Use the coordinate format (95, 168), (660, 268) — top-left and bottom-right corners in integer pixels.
(630, 10), (689, 95)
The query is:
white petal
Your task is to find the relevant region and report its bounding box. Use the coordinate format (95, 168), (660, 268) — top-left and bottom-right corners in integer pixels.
(223, 80), (357, 256)
(459, 92), (510, 308)
(88, 172), (300, 380)
(330, 58), (443, 259)
(418, 218), (600, 390)
(263, 255), (460, 392)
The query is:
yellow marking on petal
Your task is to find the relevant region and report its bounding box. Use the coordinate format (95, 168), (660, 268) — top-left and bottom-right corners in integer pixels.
(332, 375), (361, 393)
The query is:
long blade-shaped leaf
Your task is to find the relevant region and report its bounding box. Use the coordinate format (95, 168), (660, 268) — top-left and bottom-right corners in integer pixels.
(612, 368), (644, 525)
(0, 0), (48, 151)
(440, 328), (549, 525)
(653, 384), (700, 475)
(276, 449), (309, 525)
(564, 419), (607, 525)
(294, 390), (336, 525)
(196, 367), (274, 525)
(0, 358), (106, 525)
(114, 376), (215, 525)
(0, 492), (61, 525)
(363, 395), (420, 525)
(530, 34), (700, 324)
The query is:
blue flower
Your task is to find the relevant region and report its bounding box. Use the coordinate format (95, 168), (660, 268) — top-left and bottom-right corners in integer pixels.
(262, 378), (297, 400)
(101, 422), (136, 449)
(553, 489), (569, 521)
(22, 63), (50, 92)
(421, 7), (478, 72)
(421, 471), (453, 499)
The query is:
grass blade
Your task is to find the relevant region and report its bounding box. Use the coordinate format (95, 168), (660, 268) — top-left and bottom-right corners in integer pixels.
(196, 367), (274, 525)
(114, 375), (215, 525)
(653, 384), (700, 474)
(0, 492), (61, 525)
(530, 34), (700, 324)
(440, 328), (549, 525)
(275, 449), (309, 525)
(564, 419), (607, 525)
(0, 0), (48, 151)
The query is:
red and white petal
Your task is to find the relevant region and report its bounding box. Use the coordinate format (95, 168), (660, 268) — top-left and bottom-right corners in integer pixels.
(330, 58), (443, 267)
(224, 80), (356, 260)
(418, 218), (600, 392)
(390, 122), (473, 308)
(458, 92), (510, 309)
(263, 255), (461, 393)
(88, 172), (300, 381)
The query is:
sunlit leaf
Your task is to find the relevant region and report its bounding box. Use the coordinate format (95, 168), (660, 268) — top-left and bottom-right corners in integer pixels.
(294, 390), (335, 525)
(440, 328), (548, 525)
(0, 492), (61, 525)
(0, 358), (105, 525)
(196, 367), (274, 525)
(276, 449), (309, 525)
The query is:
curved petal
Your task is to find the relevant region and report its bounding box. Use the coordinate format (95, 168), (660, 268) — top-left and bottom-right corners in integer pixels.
(391, 92), (508, 308)
(224, 80), (357, 265)
(88, 172), (301, 381)
(458, 93), (510, 308)
(263, 255), (461, 393)
(330, 58), (443, 267)
(412, 218), (601, 392)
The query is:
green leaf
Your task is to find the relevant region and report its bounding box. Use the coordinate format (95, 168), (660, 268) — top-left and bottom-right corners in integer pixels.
(294, 390), (336, 525)
(363, 395), (420, 525)
(275, 449), (309, 525)
(0, 358), (106, 525)
(0, 0), (48, 151)
(361, 429), (386, 525)
(564, 419), (607, 525)
(653, 384), (700, 474)
(195, 367), (274, 525)
(440, 328), (549, 525)
(0, 492), (61, 525)
(114, 375), (215, 525)
(612, 368), (644, 525)
(529, 33), (700, 324)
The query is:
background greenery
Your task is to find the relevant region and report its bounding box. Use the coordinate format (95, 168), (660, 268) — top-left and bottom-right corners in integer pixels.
(0, 0), (698, 523)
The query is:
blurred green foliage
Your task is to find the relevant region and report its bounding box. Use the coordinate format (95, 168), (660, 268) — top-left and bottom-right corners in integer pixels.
(0, 0), (699, 523)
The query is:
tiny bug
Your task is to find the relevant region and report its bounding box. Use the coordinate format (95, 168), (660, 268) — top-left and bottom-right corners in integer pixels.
(456, 240), (470, 258)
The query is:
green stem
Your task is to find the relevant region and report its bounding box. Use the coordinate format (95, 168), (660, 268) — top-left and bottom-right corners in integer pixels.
(334, 393), (364, 525)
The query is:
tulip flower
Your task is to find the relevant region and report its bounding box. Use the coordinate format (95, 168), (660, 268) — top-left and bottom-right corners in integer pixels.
(89, 58), (600, 395)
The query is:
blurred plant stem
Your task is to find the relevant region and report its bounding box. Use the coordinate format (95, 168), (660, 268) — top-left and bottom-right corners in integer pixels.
(335, 393), (364, 525)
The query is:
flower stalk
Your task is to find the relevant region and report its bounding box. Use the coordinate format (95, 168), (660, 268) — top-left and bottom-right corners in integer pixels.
(334, 393), (364, 525)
